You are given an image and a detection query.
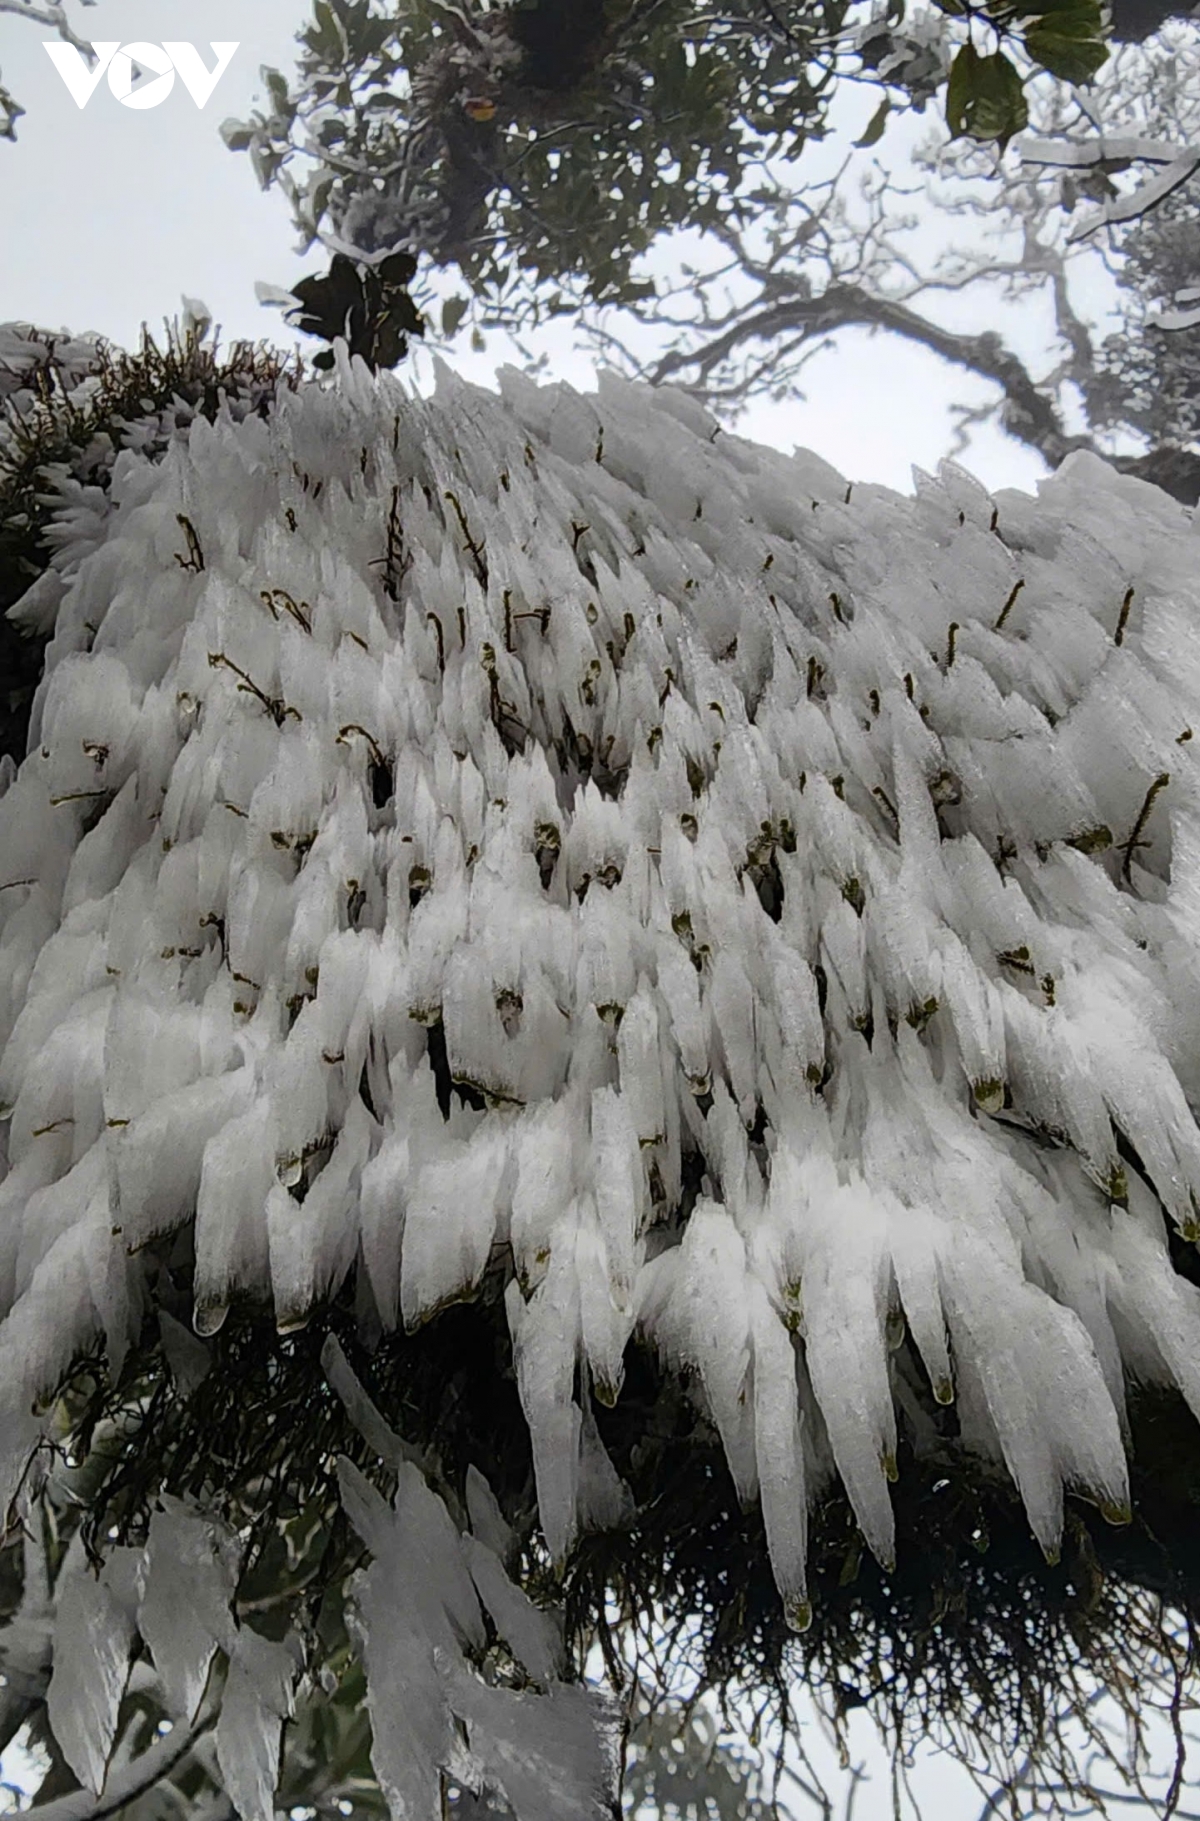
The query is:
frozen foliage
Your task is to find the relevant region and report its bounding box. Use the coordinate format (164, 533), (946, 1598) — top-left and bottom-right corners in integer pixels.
(42, 1496), (267, 1795)
(341, 1454), (616, 1821)
(0, 324), (107, 422)
(4, 340), (1200, 1811)
(15, 1448), (599, 1821)
(0, 315), (289, 651)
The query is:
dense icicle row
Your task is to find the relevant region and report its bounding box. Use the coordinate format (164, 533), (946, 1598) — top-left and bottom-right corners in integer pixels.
(3, 346), (1200, 1650)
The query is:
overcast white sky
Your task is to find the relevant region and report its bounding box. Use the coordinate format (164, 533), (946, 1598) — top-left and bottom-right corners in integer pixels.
(0, 0), (1086, 496)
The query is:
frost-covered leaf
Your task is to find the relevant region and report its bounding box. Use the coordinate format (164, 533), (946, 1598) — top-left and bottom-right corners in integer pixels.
(446, 1669), (620, 1821)
(138, 1500), (241, 1720)
(462, 1534), (564, 1686)
(216, 1629), (299, 1821)
(46, 1540), (139, 1794)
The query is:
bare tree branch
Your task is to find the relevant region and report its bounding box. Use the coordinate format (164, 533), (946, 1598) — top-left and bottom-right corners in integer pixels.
(643, 277), (1090, 467)
(0, 0), (97, 57)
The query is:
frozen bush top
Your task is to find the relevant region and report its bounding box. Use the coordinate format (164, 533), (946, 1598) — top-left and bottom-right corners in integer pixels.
(2, 345), (1200, 1645)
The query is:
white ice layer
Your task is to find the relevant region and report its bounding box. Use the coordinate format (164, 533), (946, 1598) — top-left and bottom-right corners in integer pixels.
(2, 349), (1200, 1674)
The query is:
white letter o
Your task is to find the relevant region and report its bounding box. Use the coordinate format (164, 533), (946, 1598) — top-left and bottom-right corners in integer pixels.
(108, 42), (175, 108)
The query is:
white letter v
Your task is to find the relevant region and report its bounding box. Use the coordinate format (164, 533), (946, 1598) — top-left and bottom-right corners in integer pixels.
(42, 41), (120, 109)
(161, 43), (239, 109)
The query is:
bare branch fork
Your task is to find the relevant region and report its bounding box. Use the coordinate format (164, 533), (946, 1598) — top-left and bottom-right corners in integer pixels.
(645, 279), (1090, 468)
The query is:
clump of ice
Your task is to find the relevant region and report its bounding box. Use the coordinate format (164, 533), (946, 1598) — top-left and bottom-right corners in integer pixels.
(3, 339), (1200, 1811)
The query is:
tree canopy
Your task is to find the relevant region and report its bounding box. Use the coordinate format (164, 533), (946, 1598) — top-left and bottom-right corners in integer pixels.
(533, 21), (1198, 508)
(209, 0), (1200, 514)
(220, 0), (1113, 324)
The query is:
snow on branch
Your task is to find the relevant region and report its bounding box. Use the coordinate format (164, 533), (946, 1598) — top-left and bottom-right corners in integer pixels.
(1019, 128), (1200, 256)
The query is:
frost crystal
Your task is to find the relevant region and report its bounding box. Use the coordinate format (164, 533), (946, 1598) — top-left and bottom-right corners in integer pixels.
(3, 342), (1200, 1814)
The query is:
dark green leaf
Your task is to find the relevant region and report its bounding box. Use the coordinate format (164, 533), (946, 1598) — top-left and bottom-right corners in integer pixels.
(219, 118), (254, 153)
(945, 42), (1028, 146)
(378, 250), (418, 287)
(1013, 0), (1102, 18)
(440, 296), (469, 336)
(389, 293), (425, 336)
(309, 172), (335, 223)
(305, 0), (345, 65)
(369, 319), (408, 369)
(1022, 0), (1109, 83)
(249, 143), (284, 189)
(263, 67), (291, 114)
(854, 96), (891, 148)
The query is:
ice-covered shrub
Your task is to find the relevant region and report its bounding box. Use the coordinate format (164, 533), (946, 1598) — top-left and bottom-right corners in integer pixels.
(2, 343), (1200, 1814)
(0, 318), (299, 771)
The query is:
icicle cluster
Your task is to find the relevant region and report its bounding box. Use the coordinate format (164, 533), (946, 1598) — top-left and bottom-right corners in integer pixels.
(3, 344), (1200, 1659)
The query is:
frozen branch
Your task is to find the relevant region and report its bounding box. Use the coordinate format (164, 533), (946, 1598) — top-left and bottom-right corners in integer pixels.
(24, 1717), (214, 1821)
(1018, 123), (1200, 245)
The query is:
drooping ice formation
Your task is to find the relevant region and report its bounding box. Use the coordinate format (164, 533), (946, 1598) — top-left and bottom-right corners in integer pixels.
(3, 337), (1200, 1811)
